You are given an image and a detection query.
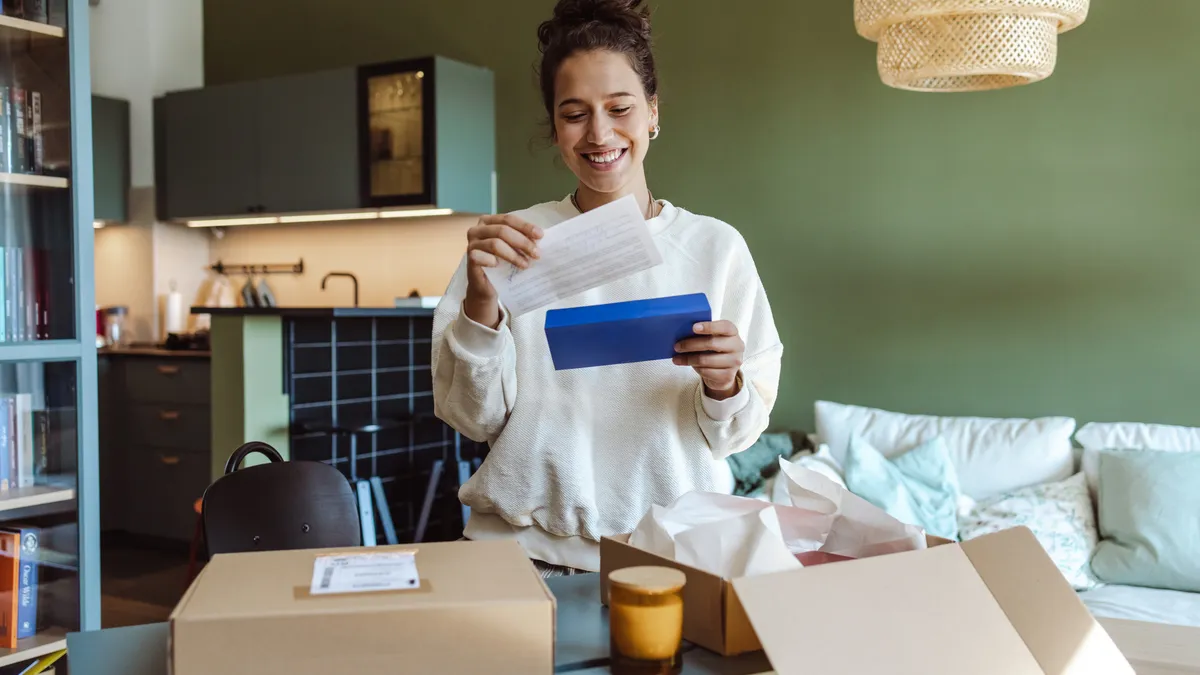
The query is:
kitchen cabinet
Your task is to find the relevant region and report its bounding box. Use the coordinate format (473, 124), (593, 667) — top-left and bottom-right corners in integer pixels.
(92, 95), (130, 223)
(155, 55), (495, 221)
(99, 354), (211, 543)
(158, 79), (262, 219)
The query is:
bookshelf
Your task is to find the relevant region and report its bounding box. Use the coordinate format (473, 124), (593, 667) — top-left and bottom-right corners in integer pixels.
(0, 0), (101, 669)
(0, 15), (65, 40)
(0, 173), (70, 188)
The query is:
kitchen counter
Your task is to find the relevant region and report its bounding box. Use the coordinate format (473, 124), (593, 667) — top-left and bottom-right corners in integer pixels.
(191, 306), (435, 318)
(98, 346), (211, 358)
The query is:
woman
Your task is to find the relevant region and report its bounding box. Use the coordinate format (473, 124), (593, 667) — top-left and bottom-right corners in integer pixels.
(432, 0), (782, 576)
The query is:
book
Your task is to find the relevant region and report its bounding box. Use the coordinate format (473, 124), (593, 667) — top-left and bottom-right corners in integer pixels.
(13, 394), (33, 489)
(0, 87), (11, 174)
(0, 397), (10, 492)
(11, 247), (25, 342)
(5, 397), (14, 496)
(32, 248), (48, 340)
(11, 89), (26, 174)
(1, 247), (13, 342)
(29, 91), (42, 174)
(0, 530), (19, 649)
(22, 248), (35, 340)
(5, 527), (38, 639)
(31, 409), (47, 480)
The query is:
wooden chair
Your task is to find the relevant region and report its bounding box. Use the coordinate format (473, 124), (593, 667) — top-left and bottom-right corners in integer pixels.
(201, 441), (362, 556)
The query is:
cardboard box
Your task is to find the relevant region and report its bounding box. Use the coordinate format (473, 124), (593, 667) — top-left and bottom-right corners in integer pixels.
(171, 540), (555, 675)
(601, 527), (1134, 674)
(544, 293), (711, 370)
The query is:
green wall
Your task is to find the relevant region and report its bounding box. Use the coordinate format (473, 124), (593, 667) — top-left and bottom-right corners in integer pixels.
(204, 1), (1200, 432)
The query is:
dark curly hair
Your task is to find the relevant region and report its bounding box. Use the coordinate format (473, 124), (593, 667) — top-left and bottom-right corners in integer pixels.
(536, 0), (658, 136)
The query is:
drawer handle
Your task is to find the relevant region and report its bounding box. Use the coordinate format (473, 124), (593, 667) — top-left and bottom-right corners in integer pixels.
(159, 410), (181, 421)
(156, 365), (181, 375)
(160, 455), (181, 466)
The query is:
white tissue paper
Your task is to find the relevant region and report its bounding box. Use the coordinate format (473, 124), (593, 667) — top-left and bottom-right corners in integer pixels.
(628, 457), (927, 579)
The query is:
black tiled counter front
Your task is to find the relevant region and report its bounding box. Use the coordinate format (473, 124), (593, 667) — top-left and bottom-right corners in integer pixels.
(194, 307), (485, 543)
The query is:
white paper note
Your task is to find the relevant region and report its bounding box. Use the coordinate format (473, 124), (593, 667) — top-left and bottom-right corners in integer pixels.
(483, 194), (663, 316)
(310, 551), (420, 595)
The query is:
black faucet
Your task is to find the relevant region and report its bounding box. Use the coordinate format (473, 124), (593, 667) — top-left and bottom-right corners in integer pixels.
(321, 272), (359, 308)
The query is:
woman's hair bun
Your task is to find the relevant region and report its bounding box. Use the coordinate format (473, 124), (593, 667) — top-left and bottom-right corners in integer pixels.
(538, 0), (652, 51)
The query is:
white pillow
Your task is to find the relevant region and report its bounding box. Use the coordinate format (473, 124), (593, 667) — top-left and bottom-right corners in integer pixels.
(1075, 422), (1200, 493)
(814, 401), (1076, 501)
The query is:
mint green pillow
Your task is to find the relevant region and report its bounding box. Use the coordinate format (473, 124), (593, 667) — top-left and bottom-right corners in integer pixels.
(1091, 449), (1200, 592)
(843, 434), (961, 540)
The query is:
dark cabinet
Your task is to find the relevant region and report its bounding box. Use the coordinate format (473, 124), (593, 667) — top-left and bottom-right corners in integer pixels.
(159, 80), (262, 219)
(92, 95), (130, 223)
(258, 69), (359, 214)
(99, 354), (211, 543)
(155, 56), (495, 222)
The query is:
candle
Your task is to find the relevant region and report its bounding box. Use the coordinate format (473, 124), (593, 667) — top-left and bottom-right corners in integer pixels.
(608, 566), (687, 673)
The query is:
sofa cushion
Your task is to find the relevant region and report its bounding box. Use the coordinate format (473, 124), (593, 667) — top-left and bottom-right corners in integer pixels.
(814, 401), (1076, 500)
(1079, 585), (1200, 628)
(844, 435), (961, 540)
(1075, 422), (1200, 493)
(1091, 449), (1200, 593)
(958, 472), (1100, 591)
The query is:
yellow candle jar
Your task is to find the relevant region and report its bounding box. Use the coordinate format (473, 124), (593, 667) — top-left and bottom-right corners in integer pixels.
(608, 566), (687, 674)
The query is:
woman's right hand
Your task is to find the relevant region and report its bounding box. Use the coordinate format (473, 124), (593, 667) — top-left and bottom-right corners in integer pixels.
(463, 215), (544, 328)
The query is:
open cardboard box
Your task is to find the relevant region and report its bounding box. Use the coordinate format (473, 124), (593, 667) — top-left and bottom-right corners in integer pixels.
(170, 540), (556, 675)
(601, 526), (1134, 674)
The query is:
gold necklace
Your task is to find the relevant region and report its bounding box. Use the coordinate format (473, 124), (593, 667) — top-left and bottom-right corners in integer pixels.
(572, 190), (658, 219)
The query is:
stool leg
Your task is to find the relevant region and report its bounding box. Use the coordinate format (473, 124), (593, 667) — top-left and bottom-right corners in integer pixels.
(414, 460), (444, 543)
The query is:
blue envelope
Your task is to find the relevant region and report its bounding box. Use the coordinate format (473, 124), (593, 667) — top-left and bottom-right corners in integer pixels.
(545, 293), (712, 370)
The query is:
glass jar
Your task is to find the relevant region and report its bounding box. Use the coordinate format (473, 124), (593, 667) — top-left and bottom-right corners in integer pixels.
(608, 566), (687, 674)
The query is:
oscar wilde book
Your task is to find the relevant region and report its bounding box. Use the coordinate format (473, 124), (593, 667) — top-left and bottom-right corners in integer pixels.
(5, 527), (38, 639)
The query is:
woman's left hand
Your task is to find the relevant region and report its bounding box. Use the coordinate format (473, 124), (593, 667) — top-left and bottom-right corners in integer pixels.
(673, 321), (745, 400)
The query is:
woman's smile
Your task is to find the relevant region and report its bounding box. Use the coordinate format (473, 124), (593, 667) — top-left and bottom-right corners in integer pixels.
(581, 147), (629, 172)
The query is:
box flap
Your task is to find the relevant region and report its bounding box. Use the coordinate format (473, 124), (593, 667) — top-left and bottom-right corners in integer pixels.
(961, 527), (1134, 674)
(733, 544), (1043, 675)
(173, 540), (548, 621)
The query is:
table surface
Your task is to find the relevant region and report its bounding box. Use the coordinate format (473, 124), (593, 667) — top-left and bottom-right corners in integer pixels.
(548, 573), (772, 674)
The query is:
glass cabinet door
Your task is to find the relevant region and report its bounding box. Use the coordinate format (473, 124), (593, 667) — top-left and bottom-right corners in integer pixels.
(1, 8), (77, 343)
(359, 58), (433, 207)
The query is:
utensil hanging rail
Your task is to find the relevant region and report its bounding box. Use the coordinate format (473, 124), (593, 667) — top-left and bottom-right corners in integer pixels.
(211, 259), (305, 276)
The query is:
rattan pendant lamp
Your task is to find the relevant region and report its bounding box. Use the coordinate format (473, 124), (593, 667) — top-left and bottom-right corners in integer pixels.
(855, 0), (1090, 92)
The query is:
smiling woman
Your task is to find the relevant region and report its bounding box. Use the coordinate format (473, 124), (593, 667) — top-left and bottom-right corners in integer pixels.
(431, 0), (784, 577)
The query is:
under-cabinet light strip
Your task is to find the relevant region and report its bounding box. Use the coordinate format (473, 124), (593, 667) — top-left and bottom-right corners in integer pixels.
(186, 208), (455, 228)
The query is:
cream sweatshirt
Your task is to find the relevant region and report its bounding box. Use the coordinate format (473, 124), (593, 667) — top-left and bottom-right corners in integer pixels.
(431, 196), (783, 571)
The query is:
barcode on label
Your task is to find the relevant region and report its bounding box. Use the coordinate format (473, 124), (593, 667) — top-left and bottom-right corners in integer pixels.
(319, 565), (335, 590)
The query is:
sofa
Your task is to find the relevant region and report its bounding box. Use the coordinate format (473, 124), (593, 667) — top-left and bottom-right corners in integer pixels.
(761, 400), (1200, 630)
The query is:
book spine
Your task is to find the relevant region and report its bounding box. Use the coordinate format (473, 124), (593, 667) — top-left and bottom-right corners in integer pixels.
(7, 399), (15, 494)
(0, 531), (19, 649)
(11, 89), (25, 174)
(28, 92), (41, 175)
(23, 0), (45, 23)
(0, 87), (8, 174)
(32, 249), (47, 340)
(3, 248), (14, 342)
(0, 398), (10, 492)
(0, 247), (7, 343)
(21, 249), (34, 341)
(14, 395), (32, 490)
(31, 410), (46, 480)
(11, 248), (24, 343)
(13, 528), (37, 640)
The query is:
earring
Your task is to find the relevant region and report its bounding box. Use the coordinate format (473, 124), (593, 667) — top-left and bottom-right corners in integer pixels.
(649, 125), (660, 140)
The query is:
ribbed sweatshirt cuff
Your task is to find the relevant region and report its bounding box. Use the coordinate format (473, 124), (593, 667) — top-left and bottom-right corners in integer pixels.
(451, 303), (507, 358)
(701, 381), (750, 421)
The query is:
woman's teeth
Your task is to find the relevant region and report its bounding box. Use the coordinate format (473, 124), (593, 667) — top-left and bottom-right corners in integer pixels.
(585, 149), (624, 164)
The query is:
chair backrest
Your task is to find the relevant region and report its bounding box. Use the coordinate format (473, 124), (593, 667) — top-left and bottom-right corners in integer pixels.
(202, 442), (361, 555)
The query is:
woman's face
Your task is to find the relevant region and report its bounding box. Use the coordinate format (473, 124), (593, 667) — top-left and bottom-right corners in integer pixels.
(553, 50), (658, 196)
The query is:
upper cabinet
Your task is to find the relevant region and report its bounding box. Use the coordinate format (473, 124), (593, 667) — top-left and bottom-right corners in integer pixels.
(154, 56), (495, 222)
(92, 95), (130, 224)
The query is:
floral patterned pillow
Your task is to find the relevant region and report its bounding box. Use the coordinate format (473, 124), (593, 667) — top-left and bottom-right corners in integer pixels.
(958, 472), (1101, 591)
